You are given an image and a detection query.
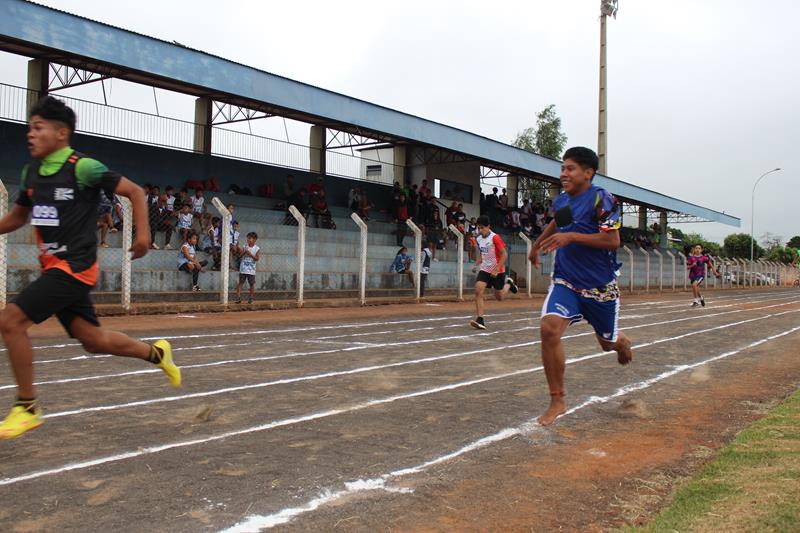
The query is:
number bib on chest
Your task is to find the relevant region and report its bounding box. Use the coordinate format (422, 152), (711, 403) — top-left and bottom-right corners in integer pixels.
(31, 204), (60, 226)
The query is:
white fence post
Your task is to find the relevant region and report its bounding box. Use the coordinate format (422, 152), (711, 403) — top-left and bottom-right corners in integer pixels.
(639, 247), (650, 292)
(351, 212), (368, 306)
(652, 248), (663, 292)
(666, 250), (676, 291)
(406, 219), (422, 301)
(120, 196), (132, 312)
(288, 205), (306, 306)
(518, 232), (533, 299)
(211, 198), (232, 307)
(0, 180), (7, 309)
(448, 224), (464, 301)
(677, 252), (688, 291)
(622, 245), (634, 293)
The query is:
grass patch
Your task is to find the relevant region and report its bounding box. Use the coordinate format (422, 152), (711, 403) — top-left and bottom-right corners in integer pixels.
(625, 388), (800, 533)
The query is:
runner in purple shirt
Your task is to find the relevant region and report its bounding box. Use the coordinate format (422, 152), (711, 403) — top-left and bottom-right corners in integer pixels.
(687, 244), (719, 307)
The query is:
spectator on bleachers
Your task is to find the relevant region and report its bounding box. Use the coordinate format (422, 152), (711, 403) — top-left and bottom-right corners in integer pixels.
(395, 193), (410, 246)
(485, 187), (500, 226)
(408, 184), (419, 221)
(468, 216), (478, 262)
(175, 187), (189, 210)
(308, 176), (325, 196)
(359, 190), (374, 221)
(310, 190), (336, 229)
(230, 220), (241, 268)
(97, 190), (116, 248)
(147, 185), (161, 210)
(348, 186), (361, 213)
(510, 208), (522, 233)
(445, 201), (459, 227)
(190, 189), (206, 226)
(165, 185), (176, 213)
(522, 219), (536, 239)
(178, 230), (207, 292)
(390, 246), (414, 285)
(227, 204), (237, 226)
(149, 197), (175, 250)
(499, 188), (509, 213)
(283, 174), (295, 200)
(427, 208), (445, 260)
(419, 179), (431, 198)
(391, 181), (403, 222)
(535, 207), (546, 234)
(284, 188), (308, 225)
(520, 199), (532, 225)
(177, 203), (194, 243)
(200, 216), (222, 269)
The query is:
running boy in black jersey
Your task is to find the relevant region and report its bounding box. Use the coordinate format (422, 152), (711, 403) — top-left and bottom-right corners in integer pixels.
(0, 97), (181, 439)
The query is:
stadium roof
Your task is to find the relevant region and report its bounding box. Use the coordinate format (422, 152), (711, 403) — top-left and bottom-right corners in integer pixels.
(0, 0), (739, 226)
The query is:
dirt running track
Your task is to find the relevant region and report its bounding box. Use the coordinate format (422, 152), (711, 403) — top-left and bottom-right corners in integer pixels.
(0, 288), (799, 532)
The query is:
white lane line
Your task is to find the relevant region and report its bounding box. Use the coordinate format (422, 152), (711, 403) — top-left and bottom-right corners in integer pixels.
(220, 323), (800, 532)
(13, 298), (800, 392)
(27, 292), (796, 365)
(42, 307), (799, 420)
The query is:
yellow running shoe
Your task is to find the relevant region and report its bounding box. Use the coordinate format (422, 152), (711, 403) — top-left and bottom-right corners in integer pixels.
(153, 339), (181, 387)
(0, 405), (43, 439)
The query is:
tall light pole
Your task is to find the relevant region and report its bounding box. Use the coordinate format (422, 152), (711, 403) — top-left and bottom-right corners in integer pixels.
(750, 167), (781, 263)
(598, 0), (618, 175)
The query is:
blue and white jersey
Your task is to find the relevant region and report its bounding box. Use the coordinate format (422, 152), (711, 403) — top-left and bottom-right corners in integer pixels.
(421, 247), (432, 274)
(230, 229), (240, 247)
(552, 184), (621, 289)
(178, 243), (195, 268)
(240, 244), (260, 275)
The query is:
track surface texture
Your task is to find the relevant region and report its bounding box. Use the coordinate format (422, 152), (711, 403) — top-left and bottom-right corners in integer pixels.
(1, 288), (799, 532)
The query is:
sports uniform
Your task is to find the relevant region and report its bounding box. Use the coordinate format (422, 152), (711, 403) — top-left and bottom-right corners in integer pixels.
(13, 147), (120, 333)
(687, 254), (710, 284)
(475, 231), (508, 290)
(542, 184), (622, 342)
(239, 243), (260, 286)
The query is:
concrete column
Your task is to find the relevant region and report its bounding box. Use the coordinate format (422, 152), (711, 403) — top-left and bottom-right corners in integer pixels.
(638, 206), (648, 231)
(193, 97), (212, 154)
(309, 125), (326, 175)
(393, 144), (407, 185)
(26, 58), (49, 113)
(659, 211), (668, 250)
(506, 174), (519, 208)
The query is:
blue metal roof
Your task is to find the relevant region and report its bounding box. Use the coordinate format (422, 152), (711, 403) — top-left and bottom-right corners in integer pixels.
(0, 0), (739, 226)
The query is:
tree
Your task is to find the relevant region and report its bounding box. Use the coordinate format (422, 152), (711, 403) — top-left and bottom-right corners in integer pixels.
(766, 246), (796, 263)
(724, 233), (764, 259)
(787, 235), (800, 249)
(512, 104), (568, 203)
(684, 232), (721, 256)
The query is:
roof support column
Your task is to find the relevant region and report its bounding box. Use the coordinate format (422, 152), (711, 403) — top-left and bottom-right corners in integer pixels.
(659, 211), (668, 250)
(193, 97), (212, 155)
(393, 144), (407, 185)
(638, 206), (648, 231)
(506, 174), (519, 208)
(309, 125), (326, 175)
(26, 58), (49, 113)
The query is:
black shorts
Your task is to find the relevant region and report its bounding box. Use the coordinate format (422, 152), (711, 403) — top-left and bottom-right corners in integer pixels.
(239, 273), (255, 286)
(476, 270), (507, 290)
(12, 269), (99, 335)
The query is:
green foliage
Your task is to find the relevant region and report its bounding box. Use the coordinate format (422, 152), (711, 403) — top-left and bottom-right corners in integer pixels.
(787, 235), (800, 249)
(766, 246), (797, 263)
(724, 233), (763, 259)
(512, 104), (568, 203)
(683, 232), (721, 256)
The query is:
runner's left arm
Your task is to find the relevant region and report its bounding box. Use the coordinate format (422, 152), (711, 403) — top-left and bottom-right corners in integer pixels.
(0, 204), (31, 235)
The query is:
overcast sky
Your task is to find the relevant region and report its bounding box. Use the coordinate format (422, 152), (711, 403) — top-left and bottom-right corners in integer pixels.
(2, 0), (797, 244)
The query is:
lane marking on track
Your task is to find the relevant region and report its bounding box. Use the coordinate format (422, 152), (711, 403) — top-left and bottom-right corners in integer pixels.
(220, 323), (800, 532)
(2, 309), (795, 489)
(11, 298), (799, 392)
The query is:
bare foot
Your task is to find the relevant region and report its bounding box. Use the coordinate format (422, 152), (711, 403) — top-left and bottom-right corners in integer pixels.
(537, 396), (567, 426)
(615, 333), (633, 365)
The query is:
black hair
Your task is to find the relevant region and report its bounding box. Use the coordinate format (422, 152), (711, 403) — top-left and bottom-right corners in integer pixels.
(563, 146), (599, 176)
(165, 185), (174, 192)
(247, 232), (258, 239)
(396, 247), (407, 256)
(187, 230), (199, 240)
(476, 215), (490, 227)
(29, 96), (76, 132)
(180, 187), (188, 193)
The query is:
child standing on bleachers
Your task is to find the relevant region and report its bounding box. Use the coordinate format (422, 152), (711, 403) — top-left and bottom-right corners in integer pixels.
(230, 220), (241, 269)
(235, 232), (260, 304)
(177, 203), (193, 243)
(178, 231), (207, 292)
(190, 189), (205, 229)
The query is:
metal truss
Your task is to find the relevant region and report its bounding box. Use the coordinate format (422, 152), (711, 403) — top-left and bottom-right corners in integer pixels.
(480, 166), (508, 180)
(408, 146), (476, 166)
(621, 203), (710, 224)
(48, 63), (112, 91)
(211, 101), (271, 125)
(326, 128), (385, 150)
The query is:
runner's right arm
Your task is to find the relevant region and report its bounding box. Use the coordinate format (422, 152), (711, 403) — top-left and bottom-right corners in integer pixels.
(529, 220), (557, 267)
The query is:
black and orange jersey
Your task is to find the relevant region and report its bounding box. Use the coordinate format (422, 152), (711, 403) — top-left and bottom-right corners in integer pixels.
(17, 147), (121, 286)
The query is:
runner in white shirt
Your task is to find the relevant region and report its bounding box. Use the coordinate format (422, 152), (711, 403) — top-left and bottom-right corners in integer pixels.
(469, 215), (517, 330)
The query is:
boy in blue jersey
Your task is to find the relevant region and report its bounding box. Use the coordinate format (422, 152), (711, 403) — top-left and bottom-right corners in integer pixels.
(529, 147), (633, 426)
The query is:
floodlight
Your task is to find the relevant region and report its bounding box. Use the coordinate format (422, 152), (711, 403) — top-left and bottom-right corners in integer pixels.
(600, 0), (618, 18)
